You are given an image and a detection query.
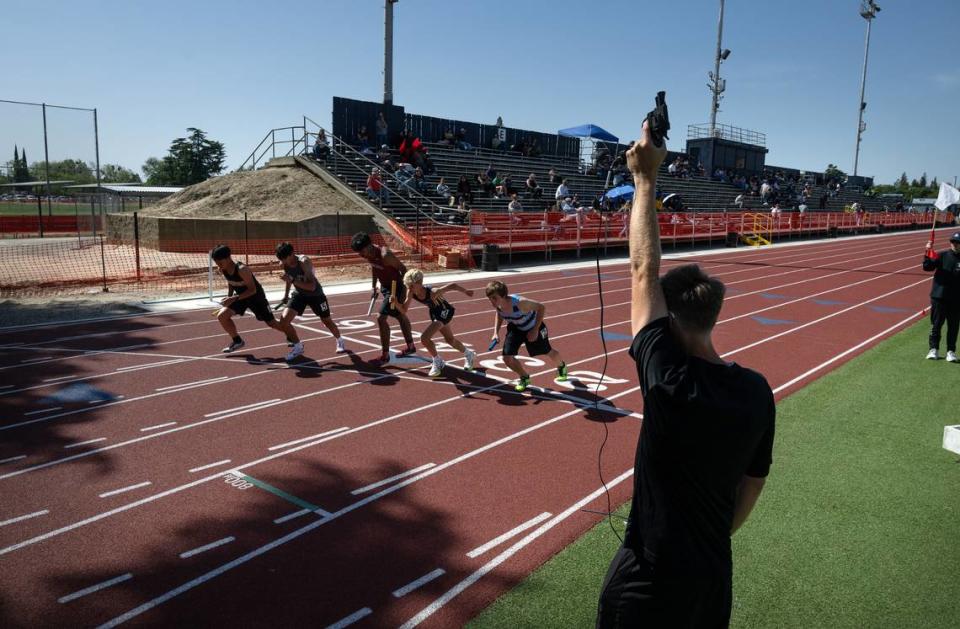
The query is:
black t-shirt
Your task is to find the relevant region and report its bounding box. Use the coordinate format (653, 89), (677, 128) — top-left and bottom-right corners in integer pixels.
(923, 249), (960, 302)
(626, 317), (775, 578)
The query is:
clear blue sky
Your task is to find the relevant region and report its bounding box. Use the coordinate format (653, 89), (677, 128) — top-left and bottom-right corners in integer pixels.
(3, 0), (958, 185)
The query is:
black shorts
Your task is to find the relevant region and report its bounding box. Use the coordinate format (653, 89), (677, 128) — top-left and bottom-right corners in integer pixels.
(429, 303), (455, 324)
(597, 545), (732, 629)
(379, 283), (407, 318)
(229, 291), (274, 323)
(288, 290), (331, 318)
(503, 322), (551, 357)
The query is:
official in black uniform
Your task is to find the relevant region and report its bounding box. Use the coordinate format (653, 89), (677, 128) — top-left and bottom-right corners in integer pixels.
(923, 231), (960, 362)
(596, 120), (776, 629)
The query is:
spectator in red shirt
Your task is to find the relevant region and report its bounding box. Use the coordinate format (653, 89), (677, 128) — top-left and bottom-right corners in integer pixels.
(366, 168), (390, 204)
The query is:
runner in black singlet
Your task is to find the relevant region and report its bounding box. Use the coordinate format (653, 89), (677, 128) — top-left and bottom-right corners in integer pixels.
(210, 244), (298, 357)
(275, 242), (345, 360)
(350, 232), (416, 365)
(394, 268), (477, 377)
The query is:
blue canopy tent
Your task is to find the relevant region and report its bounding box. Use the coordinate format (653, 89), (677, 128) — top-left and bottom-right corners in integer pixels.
(558, 124), (620, 189)
(604, 184), (634, 201)
(557, 124), (619, 143)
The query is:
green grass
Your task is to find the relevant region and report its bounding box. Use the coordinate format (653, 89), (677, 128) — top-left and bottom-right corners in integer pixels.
(469, 320), (960, 629)
(0, 201), (87, 216)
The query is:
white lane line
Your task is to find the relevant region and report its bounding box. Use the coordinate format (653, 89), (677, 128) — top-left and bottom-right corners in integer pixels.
(64, 438), (107, 450)
(42, 375), (77, 383)
(273, 508), (313, 524)
(179, 536), (235, 559)
(267, 427), (351, 451)
(400, 470), (634, 628)
(350, 463), (437, 495)
(23, 407), (63, 416)
(98, 482), (151, 498)
(92, 386), (644, 628)
(58, 573), (132, 604)
(772, 310), (924, 394)
(115, 359), (184, 372)
(188, 459), (232, 474)
(89, 395), (125, 404)
(0, 510), (49, 528)
(0, 384), (14, 389)
(392, 568), (446, 598)
(140, 422), (177, 432)
(204, 399), (282, 418)
(20, 356), (53, 364)
(466, 512), (553, 558)
(0, 455), (26, 465)
(326, 607), (373, 629)
(155, 376), (229, 391)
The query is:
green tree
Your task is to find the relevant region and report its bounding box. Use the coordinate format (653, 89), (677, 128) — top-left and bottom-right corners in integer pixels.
(824, 163), (847, 181)
(28, 159), (94, 184)
(14, 147), (31, 182)
(144, 128), (226, 185)
(931, 177), (938, 189)
(99, 164), (142, 183)
(919, 173), (928, 188)
(896, 172), (909, 189)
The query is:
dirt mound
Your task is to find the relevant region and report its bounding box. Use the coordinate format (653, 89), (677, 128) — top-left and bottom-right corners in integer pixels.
(140, 166), (366, 221)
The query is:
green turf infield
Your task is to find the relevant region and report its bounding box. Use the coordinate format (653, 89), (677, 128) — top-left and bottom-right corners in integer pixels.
(469, 320), (960, 629)
(0, 201), (86, 216)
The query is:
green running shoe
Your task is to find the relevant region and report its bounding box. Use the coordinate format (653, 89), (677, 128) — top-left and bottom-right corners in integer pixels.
(514, 375), (531, 392)
(555, 362), (568, 382)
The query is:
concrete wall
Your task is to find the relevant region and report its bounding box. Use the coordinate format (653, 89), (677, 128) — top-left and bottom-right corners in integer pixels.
(106, 212), (377, 250)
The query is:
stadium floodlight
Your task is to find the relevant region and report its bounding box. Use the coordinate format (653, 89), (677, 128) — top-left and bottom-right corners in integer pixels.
(708, 0), (728, 136)
(854, 0), (880, 176)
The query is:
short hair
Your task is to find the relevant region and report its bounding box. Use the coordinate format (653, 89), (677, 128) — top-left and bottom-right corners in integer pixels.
(275, 242), (294, 260)
(660, 264), (725, 333)
(210, 244), (231, 261)
(485, 280), (508, 298)
(403, 268), (423, 287)
(350, 232), (372, 252)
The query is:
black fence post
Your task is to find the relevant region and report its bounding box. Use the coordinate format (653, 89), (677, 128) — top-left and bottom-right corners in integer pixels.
(244, 212), (250, 264)
(99, 235), (109, 292)
(37, 195), (44, 237)
(133, 211), (142, 282)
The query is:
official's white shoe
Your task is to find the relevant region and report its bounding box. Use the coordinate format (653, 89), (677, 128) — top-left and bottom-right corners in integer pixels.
(285, 342), (304, 362)
(335, 337), (346, 354)
(926, 349), (939, 360)
(428, 357), (445, 377)
(464, 349), (476, 371)
(947, 351), (959, 363)
(222, 339), (245, 353)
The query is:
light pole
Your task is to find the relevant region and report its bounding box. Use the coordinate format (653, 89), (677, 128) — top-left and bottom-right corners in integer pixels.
(383, 0), (399, 105)
(853, 0), (880, 177)
(708, 0), (731, 136)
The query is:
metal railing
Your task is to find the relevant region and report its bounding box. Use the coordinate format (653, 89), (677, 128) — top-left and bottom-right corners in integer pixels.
(687, 123), (767, 147)
(239, 126), (308, 171)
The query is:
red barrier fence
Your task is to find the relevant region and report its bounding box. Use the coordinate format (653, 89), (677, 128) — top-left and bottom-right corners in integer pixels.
(0, 210), (952, 297)
(0, 214), (103, 235)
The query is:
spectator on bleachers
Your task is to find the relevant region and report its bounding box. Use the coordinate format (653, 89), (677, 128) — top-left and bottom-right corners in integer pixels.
(476, 171), (494, 196)
(312, 130), (330, 160)
(437, 177), (453, 206)
(668, 160), (678, 176)
(456, 128), (473, 151)
(555, 178), (570, 202)
(377, 144), (391, 163)
(503, 174), (516, 197)
(420, 150), (436, 176)
(380, 159), (396, 174)
(770, 202), (782, 219)
(398, 131), (422, 164)
(662, 193), (685, 212)
(376, 113), (388, 147)
(510, 137), (527, 154)
(412, 167), (427, 193)
(760, 180), (772, 204)
(366, 168), (389, 204)
(457, 174), (473, 205)
(357, 125), (370, 151)
(549, 168), (561, 185)
(734, 193), (745, 209)
(440, 128), (456, 146)
(507, 194), (523, 222)
(528, 138), (542, 157)
(485, 163), (497, 180)
(525, 173), (542, 199)
(490, 173), (504, 199)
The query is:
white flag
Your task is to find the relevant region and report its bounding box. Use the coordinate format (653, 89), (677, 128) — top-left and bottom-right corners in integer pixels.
(934, 182), (960, 211)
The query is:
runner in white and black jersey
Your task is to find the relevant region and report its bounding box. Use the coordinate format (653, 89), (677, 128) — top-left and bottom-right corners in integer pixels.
(275, 242), (345, 360)
(485, 280), (568, 392)
(393, 269), (477, 377)
(210, 244), (298, 357)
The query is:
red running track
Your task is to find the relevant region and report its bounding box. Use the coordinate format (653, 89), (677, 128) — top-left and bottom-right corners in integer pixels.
(0, 228), (945, 628)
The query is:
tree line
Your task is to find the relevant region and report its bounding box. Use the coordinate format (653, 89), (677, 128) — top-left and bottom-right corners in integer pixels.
(1, 128), (227, 188)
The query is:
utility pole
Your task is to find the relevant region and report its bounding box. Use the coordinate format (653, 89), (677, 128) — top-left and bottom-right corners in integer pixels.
(383, 0), (398, 105)
(853, 1), (880, 177)
(708, 0), (728, 136)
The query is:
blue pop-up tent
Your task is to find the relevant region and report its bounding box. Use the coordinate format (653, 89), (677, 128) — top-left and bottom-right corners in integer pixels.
(604, 184), (635, 201)
(558, 124), (619, 142)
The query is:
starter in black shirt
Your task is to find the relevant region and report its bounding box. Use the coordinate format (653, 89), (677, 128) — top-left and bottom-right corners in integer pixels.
(627, 317), (775, 579)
